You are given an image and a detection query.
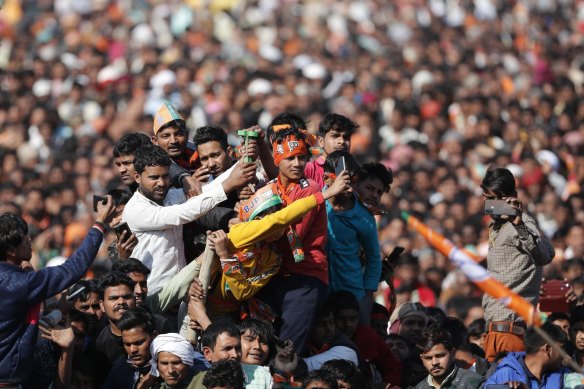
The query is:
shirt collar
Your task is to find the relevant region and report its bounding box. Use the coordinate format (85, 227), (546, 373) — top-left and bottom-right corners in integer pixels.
(427, 364), (457, 388)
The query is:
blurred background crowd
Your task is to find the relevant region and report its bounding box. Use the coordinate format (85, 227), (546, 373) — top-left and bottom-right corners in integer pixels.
(0, 0), (583, 318)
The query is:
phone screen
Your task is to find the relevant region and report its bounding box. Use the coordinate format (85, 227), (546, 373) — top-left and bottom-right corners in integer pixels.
(335, 156), (346, 176)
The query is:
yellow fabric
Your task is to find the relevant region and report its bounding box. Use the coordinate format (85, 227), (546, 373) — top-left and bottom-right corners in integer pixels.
(208, 194), (319, 314)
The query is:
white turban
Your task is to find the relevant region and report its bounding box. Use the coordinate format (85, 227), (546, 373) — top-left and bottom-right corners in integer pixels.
(150, 333), (195, 376)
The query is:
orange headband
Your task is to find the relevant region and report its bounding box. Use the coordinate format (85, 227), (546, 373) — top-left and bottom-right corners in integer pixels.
(272, 134), (308, 165)
(272, 124), (321, 156)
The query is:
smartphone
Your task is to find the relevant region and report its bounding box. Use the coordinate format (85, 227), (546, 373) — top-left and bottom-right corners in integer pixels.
(540, 279), (570, 312)
(93, 195), (107, 212)
(484, 199), (517, 216)
(113, 222), (133, 239)
(385, 246), (405, 267)
(335, 156), (346, 176)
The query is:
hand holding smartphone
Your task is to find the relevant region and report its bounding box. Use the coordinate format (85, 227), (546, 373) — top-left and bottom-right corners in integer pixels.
(484, 199), (517, 216)
(113, 222), (133, 239)
(93, 195), (107, 212)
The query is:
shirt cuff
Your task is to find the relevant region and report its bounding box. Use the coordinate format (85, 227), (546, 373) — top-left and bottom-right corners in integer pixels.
(515, 223), (535, 242)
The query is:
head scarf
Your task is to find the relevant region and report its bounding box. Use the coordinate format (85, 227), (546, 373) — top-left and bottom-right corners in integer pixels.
(153, 102), (184, 135)
(149, 333), (195, 377)
(272, 124), (321, 157)
(272, 133), (308, 166)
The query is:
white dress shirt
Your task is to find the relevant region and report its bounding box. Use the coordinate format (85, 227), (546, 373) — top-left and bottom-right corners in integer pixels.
(122, 183), (227, 294)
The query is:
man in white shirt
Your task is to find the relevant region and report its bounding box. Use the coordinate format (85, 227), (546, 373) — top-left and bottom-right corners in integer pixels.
(123, 144), (256, 294)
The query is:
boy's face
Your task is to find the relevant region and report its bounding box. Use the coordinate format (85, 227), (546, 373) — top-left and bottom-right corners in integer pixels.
(319, 130), (351, 156)
(354, 177), (386, 207)
(278, 154), (308, 183)
(114, 154), (137, 186)
(197, 140), (233, 176)
(335, 308), (359, 338)
(240, 330), (270, 365)
(324, 175), (354, 202)
(386, 337), (410, 361)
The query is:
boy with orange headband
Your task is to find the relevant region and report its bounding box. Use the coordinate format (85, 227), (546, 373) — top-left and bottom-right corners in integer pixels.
(203, 174), (350, 320)
(255, 126), (331, 353)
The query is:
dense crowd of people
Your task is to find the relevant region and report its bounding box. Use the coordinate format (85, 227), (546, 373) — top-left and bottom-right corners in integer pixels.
(1, 0), (584, 388)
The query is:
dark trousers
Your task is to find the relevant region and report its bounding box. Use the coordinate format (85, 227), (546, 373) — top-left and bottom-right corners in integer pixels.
(258, 274), (329, 353)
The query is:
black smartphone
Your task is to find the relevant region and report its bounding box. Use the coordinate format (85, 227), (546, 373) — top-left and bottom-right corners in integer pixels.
(484, 199), (517, 216)
(113, 222), (133, 239)
(93, 195), (107, 212)
(335, 156), (346, 176)
(384, 246), (405, 267)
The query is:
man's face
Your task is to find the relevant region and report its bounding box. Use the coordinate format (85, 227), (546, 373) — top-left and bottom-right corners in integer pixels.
(240, 330), (270, 365)
(398, 316), (426, 344)
(197, 141), (232, 176)
(335, 308), (359, 339)
(311, 312), (336, 348)
(122, 327), (153, 368)
(319, 130), (351, 156)
(135, 165), (170, 204)
(420, 344), (454, 381)
(305, 381), (332, 389)
(114, 154), (137, 186)
(278, 154), (308, 183)
(157, 351), (190, 387)
(203, 333), (241, 363)
(552, 319), (570, 338)
(355, 177), (386, 207)
(126, 272), (148, 306)
(386, 337), (410, 361)
(99, 285), (135, 322)
(153, 126), (187, 158)
(74, 291), (103, 321)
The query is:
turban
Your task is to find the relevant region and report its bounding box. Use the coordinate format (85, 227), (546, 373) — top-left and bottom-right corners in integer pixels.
(149, 333), (195, 377)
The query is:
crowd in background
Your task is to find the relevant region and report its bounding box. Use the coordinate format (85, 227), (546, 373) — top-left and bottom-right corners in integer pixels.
(1, 0), (584, 388)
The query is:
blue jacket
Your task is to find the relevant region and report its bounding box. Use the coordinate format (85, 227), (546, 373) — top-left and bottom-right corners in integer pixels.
(486, 352), (568, 389)
(0, 227), (103, 384)
(325, 197), (381, 300)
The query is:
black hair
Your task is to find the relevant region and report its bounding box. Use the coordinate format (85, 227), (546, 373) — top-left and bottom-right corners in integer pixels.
(303, 369), (339, 389)
(548, 312), (570, 324)
(321, 359), (366, 389)
(201, 320), (240, 350)
(359, 162), (393, 192)
(561, 259), (584, 273)
(315, 299), (335, 321)
(193, 125), (229, 151)
(457, 342), (485, 359)
(467, 318), (486, 338)
(371, 302), (389, 319)
(435, 316), (467, 349)
(480, 167), (517, 197)
(571, 321), (584, 341)
(113, 132), (152, 158)
(112, 258), (151, 277)
(239, 318), (275, 345)
(417, 324), (453, 353)
(202, 359), (244, 388)
(68, 279), (100, 303)
(106, 189), (133, 207)
(98, 271), (136, 300)
(323, 150), (360, 178)
(330, 290), (360, 315)
(524, 322), (567, 355)
(0, 213), (28, 261)
(267, 112), (308, 143)
(133, 144), (171, 175)
(118, 307), (156, 335)
(318, 113), (358, 136)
